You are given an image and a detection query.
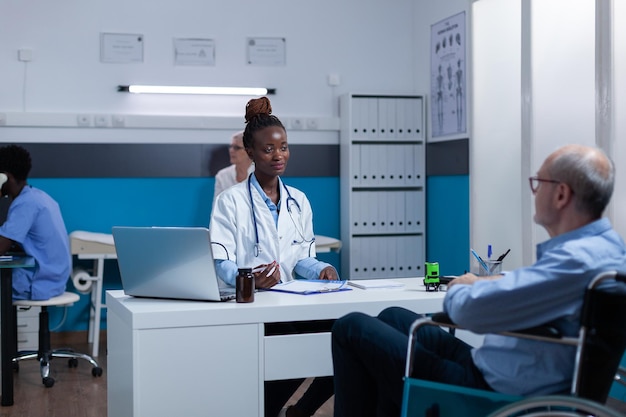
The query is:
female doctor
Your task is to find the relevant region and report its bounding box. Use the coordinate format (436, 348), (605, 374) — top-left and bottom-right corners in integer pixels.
(209, 96), (338, 288)
(209, 97), (337, 417)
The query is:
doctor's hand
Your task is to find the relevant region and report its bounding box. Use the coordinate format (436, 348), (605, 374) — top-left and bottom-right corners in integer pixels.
(318, 266), (339, 281)
(253, 261), (281, 289)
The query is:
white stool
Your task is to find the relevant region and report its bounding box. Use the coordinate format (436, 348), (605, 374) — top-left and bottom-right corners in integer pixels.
(13, 292), (103, 388)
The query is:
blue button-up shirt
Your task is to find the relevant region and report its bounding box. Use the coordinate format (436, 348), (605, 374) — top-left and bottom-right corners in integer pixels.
(444, 218), (626, 395)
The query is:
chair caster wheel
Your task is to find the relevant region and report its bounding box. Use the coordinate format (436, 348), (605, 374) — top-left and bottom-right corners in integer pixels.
(43, 376), (55, 388)
(92, 367), (103, 377)
(68, 358), (78, 368)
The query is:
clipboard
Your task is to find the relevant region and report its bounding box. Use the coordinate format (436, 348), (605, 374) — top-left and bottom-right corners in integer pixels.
(266, 279), (351, 295)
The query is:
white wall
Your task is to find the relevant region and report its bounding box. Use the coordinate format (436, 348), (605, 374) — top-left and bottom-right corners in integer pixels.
(614, 0), (626, 240)
(1, 0), (420, 143)
(472, 0), (625, 268)
(530, 0), (596, 246)
(471, 0), (523, 269)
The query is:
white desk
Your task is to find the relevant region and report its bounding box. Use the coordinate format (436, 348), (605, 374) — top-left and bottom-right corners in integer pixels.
(106, 278), (445, 417)
(313, 235), (342, 253)
(70, 231), (117, 358)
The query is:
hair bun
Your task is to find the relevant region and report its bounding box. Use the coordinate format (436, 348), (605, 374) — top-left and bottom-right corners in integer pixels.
(245, 97), (272, 123)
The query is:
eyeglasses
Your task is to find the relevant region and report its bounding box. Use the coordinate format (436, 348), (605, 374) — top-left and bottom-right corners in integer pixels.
(229, 145), (244, 151)
(528, 176), (561, 193)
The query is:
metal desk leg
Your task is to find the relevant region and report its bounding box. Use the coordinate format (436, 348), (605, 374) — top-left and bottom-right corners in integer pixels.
(1, 268), (14, 406)
(87, 259), (97, 345)
(88, 257), (105, 357)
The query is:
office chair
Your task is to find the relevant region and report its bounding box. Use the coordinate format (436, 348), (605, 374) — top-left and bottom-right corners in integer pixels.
(13, 292), (103, 388)
(401, 270), (626, 417)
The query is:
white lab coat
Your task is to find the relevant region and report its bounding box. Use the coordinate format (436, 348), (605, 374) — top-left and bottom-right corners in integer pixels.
(209, 177), (316, 282)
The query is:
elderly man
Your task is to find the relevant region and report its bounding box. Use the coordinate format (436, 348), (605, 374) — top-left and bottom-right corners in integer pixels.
(331, 144), (626, 417)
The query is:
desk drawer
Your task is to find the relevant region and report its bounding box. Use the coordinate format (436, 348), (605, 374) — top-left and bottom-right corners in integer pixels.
(264, 332), (333, 381)
(16, 315), (39, 332)
(16, 307), (41, 351)
(17, 331), (38, 351)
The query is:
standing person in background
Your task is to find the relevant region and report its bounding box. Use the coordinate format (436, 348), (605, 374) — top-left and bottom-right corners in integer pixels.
(0, 144), (71, 300)
(213, 130), (254, 200)
(210, 97), (337, 417)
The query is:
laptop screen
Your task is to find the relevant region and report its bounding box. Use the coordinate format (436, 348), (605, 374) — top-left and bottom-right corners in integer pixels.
(112, 226), (229, 301)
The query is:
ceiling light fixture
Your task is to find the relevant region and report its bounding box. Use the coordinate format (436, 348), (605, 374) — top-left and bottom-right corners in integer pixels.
(117, 85), (275, 96)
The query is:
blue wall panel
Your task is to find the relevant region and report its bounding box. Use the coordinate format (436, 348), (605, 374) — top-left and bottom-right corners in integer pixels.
(425, 175), (470, 276)
(29, 177), (341, 331)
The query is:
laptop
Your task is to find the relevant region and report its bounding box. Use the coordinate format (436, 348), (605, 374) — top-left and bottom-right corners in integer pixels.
(111, 226), (236, 301)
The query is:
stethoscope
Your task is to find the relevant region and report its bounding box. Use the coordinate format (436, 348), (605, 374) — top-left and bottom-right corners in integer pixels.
(247, 174), (315, 257)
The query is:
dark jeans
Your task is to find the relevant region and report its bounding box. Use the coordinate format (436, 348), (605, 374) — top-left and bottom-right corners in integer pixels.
(331, 307), (492, 417)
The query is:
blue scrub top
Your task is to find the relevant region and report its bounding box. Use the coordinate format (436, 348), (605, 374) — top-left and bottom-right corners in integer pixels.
(0, 186), (71, 300)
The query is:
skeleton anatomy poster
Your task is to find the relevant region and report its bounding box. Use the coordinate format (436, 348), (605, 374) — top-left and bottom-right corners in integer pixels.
(430, 11), (466, 140)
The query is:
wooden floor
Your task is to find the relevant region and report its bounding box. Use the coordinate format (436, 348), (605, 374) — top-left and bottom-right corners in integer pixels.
(0, 330), (333, 417)
(2, 330), (624, 417)
(0, 331), (106, 417)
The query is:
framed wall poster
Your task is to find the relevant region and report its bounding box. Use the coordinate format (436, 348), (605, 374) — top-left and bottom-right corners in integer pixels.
(100, 33), (144, 63)
(430, 11), (466, 141)
(173, 38), (216, 66)
(246, 37), (286, 66)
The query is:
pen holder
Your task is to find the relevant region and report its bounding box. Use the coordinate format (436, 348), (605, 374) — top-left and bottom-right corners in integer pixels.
(472, 260), (502, 277)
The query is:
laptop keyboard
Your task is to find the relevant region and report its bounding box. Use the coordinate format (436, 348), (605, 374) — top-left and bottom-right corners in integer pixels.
(219, 288), (236, 301)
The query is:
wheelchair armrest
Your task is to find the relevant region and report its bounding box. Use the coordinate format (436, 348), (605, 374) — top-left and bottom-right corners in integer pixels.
(507, 325), (561, 339)
(429, 312), (561, 339)
(430, 312), (455, 326)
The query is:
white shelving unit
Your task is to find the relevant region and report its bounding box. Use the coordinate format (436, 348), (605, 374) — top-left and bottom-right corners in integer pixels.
(340, 94), (426, 279)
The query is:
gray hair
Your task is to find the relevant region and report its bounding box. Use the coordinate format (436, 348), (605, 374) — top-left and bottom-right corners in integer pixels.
(548, 146), (614, 218)
(232, 131), (244, 141)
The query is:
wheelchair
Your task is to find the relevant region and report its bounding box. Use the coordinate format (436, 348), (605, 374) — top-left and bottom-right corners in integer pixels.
(401, 270), (626, 417)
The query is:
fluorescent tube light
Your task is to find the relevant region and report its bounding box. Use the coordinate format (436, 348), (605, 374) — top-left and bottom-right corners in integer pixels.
(117, 85), (275, 95)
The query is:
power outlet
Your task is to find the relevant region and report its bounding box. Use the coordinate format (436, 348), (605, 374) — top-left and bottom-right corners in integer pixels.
(94, 115), (109, 127)
(291, 118), (304, 130)
(112, 115), (125, 127)
(328, 73), (340, 87)
(306, 119), (319, 130)
(77, 114), (91, 127)
(18, 49), (33, 62)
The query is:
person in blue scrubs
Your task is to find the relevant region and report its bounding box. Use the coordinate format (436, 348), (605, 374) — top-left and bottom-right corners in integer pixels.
(331, 144), (626, 417)
(0, 145), (71, 300)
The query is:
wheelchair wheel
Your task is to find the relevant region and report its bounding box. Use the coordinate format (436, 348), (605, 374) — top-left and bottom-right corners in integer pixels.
(487, 395), (623, 417)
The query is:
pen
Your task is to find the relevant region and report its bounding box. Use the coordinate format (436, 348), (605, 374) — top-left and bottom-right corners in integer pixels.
(470, 249), (490, 274)
(487, 244), (492, 260)
(252, 261), (277, 275)
(496, 249), (511, 262)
